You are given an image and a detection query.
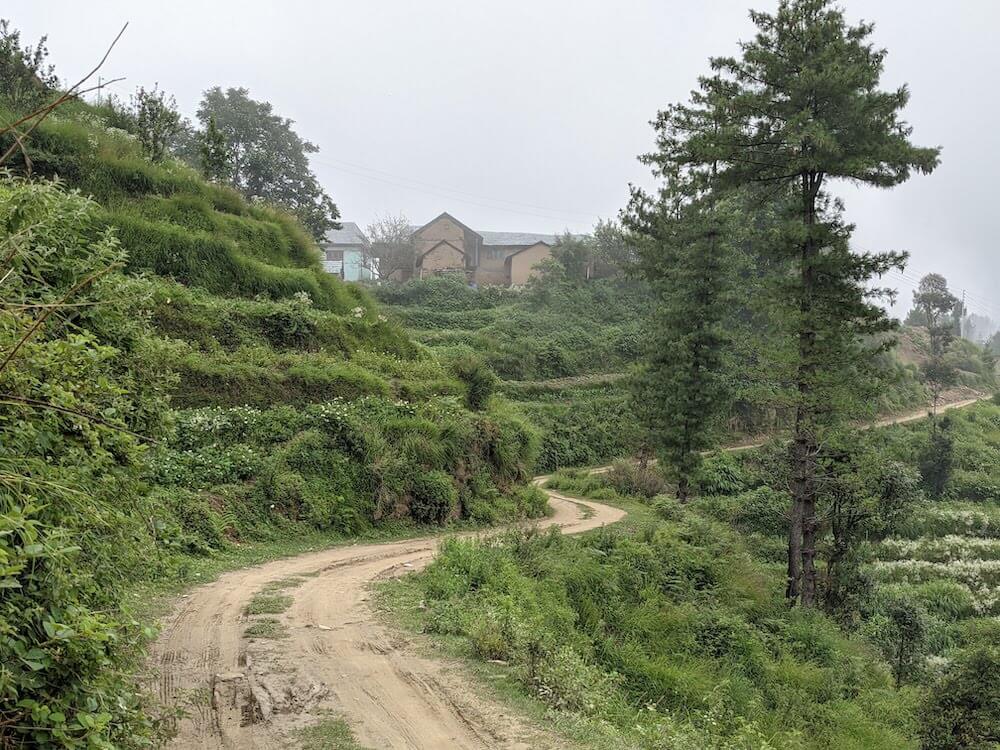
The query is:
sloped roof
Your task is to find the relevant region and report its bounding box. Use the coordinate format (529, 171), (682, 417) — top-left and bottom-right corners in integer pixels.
(505, 241), (554, 262)
(324, 222), (369, 246)
(479, 230), (558, 246)
(406, 221), (560, 247)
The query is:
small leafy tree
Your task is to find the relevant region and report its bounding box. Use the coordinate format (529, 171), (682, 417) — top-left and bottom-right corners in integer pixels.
(131, 85), (182, 162)
(547, 233), (594, 285)
(591, 219), (637, 277)
(885, 598), (927, 688)
(199, 114), (229, 181)
(367, 213), (415, 281)
(0, 19), (58, 112)
(911, 273), (960, 418)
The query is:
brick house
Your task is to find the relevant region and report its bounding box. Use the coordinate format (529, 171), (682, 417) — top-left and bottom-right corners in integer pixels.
(407, 212), (557, 286)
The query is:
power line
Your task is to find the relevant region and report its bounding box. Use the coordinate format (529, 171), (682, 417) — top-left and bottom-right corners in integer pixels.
(887, 268), (997, 320)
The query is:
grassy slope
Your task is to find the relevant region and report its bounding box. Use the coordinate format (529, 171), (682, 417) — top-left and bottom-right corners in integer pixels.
(381, 402), (1000, 749)
(3, 103), (546, 584)
(376, 276), (996, 473)
(382, 484), (917, 749)
(375, 277), (648, 472)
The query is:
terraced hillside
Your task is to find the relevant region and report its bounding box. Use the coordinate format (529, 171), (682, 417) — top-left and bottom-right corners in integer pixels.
(3, 100), (546, 568)
(376, 275), (994, 472)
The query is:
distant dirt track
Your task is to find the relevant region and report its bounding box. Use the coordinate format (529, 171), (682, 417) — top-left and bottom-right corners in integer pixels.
(150, 395), (984, 749)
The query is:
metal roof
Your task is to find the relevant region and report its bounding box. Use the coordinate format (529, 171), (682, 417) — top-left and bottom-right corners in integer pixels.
(478, 230), (558, 246)
(324, 222), (369, 246)
(406, 223), (560, 247)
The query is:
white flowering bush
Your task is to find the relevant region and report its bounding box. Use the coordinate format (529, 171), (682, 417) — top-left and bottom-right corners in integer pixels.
(879, 535), (1000, 563)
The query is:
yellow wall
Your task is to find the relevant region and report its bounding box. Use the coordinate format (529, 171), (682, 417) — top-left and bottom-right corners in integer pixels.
(419, 242), (465, 276)
(414, 216), (466, 258)
(508, 243), (552, 285)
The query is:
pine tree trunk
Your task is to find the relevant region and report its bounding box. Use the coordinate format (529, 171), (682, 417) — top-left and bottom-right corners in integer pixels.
(788, 171), (821, 606)
(786, 483), (803, 601)
(801, 494), (818, 606)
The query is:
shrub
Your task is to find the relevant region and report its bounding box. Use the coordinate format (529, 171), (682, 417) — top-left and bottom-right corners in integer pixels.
(921, 646), (1000, 749)
(605, 460), (665, 499)
(696, 452), (748, 496)
(410, 470), (458, 525)
(731, 487), (789, 537)
(450, 353), (499, 411)
(0, 174), (164, 747)
(529, 646), (625, 716)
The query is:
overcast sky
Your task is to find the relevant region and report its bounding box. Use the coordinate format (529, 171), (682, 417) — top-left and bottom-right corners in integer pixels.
(8, 1), (999, 319)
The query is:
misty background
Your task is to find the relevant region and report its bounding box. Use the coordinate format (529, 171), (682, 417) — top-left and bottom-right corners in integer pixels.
(10, 0), (998, 322)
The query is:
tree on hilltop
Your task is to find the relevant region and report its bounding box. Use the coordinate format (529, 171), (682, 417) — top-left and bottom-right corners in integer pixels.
(197, 86), (340, 240)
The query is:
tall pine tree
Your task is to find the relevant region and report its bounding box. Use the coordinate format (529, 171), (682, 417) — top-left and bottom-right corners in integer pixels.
(637, 0), (938, 604)
(627, 160), (736, 501)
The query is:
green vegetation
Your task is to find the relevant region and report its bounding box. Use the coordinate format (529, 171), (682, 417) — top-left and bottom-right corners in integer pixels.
(246, 593), (293, 615)
(297, 715), (369, 750)
(0, 29), (548, 748)
(386, 518), (916, 749)
(244, 618), (287, 640)
(0, 177), (166, 747)
(375, 275), (649, 472)
(3, 9), (999, 750)
(387, 402), (1000, 748)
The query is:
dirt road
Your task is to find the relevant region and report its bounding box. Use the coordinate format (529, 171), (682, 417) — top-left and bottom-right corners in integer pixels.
(151, 395), (984, 749)
(152, 487), (624, 749)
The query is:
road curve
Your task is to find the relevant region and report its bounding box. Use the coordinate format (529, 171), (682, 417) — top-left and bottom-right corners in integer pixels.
(151, 395), (984, 749)
(152, 485), (624, 749)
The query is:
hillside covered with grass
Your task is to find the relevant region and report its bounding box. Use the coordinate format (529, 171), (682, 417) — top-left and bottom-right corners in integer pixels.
(376, 275), (995, 472)
(385, 400), (1000, 749)
(0, 96), (543, 746)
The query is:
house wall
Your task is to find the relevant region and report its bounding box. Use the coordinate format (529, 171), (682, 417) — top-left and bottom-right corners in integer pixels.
(413, 215), (482, 268)
(343, 249), (376, 282)
(474, 245), (517, 285)
(419, 242), (466, 277)
(508, 242), (552, 285)
(414, 217), (466, 257)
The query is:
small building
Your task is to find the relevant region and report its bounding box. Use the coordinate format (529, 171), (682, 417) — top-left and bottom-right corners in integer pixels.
(407, 212), (558, 286)
(321, 222), (378, 282)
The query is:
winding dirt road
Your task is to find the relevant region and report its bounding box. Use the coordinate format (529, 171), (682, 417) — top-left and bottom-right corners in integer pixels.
(152, 485), (624, 749)
(151, 395), (984, 749)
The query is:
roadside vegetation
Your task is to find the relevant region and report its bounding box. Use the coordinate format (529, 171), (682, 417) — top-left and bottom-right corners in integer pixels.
(387, 401), (1000, 748)
(0, 26), (543, 749)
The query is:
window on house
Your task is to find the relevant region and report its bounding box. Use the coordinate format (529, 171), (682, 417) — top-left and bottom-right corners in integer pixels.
(326, 249), (344, 261)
